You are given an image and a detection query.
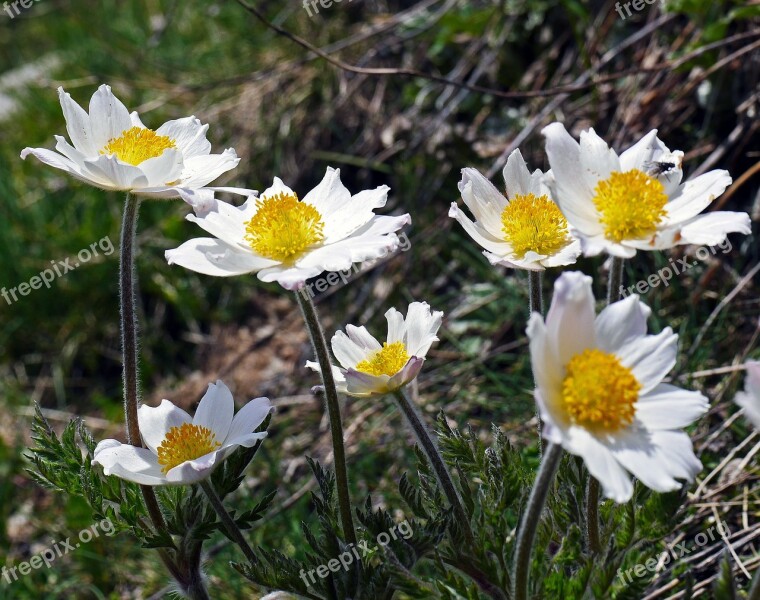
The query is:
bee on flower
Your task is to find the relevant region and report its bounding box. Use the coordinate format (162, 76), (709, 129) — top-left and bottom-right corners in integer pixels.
(541, 123), (751, 257)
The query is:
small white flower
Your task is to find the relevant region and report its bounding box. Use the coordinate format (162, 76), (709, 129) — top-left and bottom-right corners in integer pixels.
(307, 301), (442, 397)
(165, 167), (411, 290)
(449, 150), (581, 271)
(21, 85), (246, 200)
(92, 381), (272, 485)
(735, 361), (760, 429)
(528, 271), (708, 502)
(541, 123), (751, 257)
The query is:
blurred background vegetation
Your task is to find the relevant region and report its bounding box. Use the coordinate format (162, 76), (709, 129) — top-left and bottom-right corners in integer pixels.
(0, 0), (758, 597)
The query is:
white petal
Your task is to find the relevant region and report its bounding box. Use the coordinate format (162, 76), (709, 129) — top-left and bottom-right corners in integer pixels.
(527, 313), (565, 426)
(346, 325), (382, 352)
(156, 116), (212, 158)
(617, 328), (677, 395)
(677, 211), (751, 246)
(260, 176), (296, 199)
(88, 84), (133, 149)
(138, 399), (192, 454)
(305, 360), (348, 394)
(179, 149), (240, 188)
(448, 203), (513, 256)
(545, 271), (596, 366)
(92, 442), (167, 486)
(57, 87), (96, 155)
(193, 380), (235, 439)
(331, 331), (369, 369)
(736, 361), (760, 429)
(665, 170), (732, 223)
(165, 448), (228, 484)
(635, 383), (708, 429)
(607, 428), (702, 493)
(256, 264), (324, 291)
(562, 426), (633, 502)
(319, 185), (390, 243)
(387, 356), (425, 390)
(618, 130), (668, 171)
(385, 308), (405, 344)
(595, 295), (651, 354)
(458, 168), (506, 235)
(82, 154), (149, 190)
(344, 369), (390, 397)
(579, 128), (620, 192)
(540, 238), (582, 268)
(20, 147), (107, 187)
(542, 123), (604, 236)
(136, 148), (184, 187)
(225, 397), (273, 443)
(301, 167), (351, 215)
(186, 195), (256, 247)
(502, 149), (532, 199)
(403, 302), (442, 357)
(166, 238), (277, 277)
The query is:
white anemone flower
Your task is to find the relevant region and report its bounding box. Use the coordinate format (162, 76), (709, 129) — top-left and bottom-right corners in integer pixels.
(735, 361), (760, 429)
(20, 85), (246, 200)
(306, 302), (442, 397)
(449, 149), (581, 270)
(528, 271), (707, 502)
(541, 123), (751, 257)
(92, 381), (272, 485)
(165, 167), (411, 290)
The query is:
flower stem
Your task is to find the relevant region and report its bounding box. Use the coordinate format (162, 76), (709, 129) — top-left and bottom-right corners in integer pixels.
(528, 271), (544, 455)
(749, 564), (760, 600)
(512, 442), (563, 600)
(118, 193), (172, 554)
(392, 389), (476, 549)
(585, 256), (625, 554)
(295, 292), (357, 546)
(199, 479), (258, 565)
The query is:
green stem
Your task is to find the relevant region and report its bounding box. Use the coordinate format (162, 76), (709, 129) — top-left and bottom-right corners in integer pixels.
(118, 193), (176, 568)
(528, 271), (544, 455)
(512, 443), (563, 600)
(295, 292), (357, 546)
(200, 480), (258, 565)
(749, 563), (760, 600)
(607, 256), (624, 304)
(392, 389), (476, 549)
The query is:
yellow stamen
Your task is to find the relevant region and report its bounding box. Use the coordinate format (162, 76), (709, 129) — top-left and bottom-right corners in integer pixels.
(156, 423), (221, 474)
(561, 349), (640, 432)
(100, 126), (176, 166)
(501, 193), (570, 259)
(244, 192), (325, 263)
(593, 169), (668, 242)
(355, 341), (410, 377)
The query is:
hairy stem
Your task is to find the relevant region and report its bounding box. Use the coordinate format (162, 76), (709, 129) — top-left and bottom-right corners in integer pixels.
(607, 256), (624, 304)
(200, 479), (258, 565)
(392, 389), (476, 549)
(119, 193), (173, 564)
(295, 292), (357, 545)
(512, 442), (563, 600)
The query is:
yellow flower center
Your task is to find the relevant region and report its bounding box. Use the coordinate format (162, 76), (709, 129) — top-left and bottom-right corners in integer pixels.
(100, 126), (176, 166)
(355, 341), (410, 377)
(156, 423), (221, 474)
(561, 349), (640, 432)
(244, 192), (326, 263)
(592, 169), (668, 242)
(500, 193), (570, 259)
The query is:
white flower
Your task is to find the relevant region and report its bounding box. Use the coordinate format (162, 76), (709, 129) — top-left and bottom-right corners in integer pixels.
(306, 301), (442, 397)
(449, 150), (581, 271)
(92, 381), (272, 485)
(541, 123), (751, 257)
(21, 84), (246, 200)
(735, 361), (760, 429)
(165, 167), (411, 290)
(528, 271), (707, 502)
